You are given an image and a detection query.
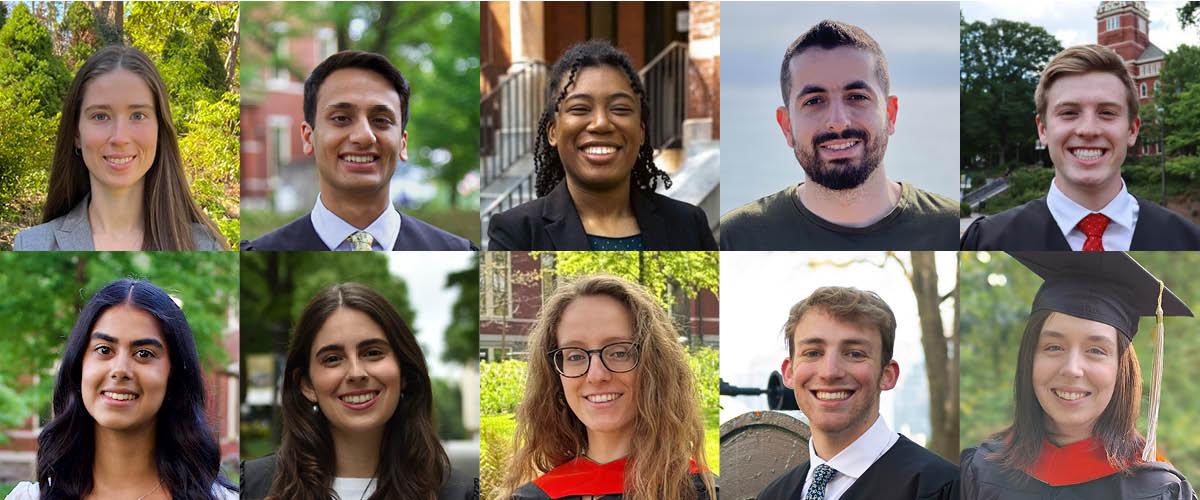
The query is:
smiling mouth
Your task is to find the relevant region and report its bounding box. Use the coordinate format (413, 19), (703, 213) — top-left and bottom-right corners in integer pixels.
(1069, 148), (1106, 161)
(105, 155), (135, 165)
(341, 154), (379, 164)
(585, 393), (622, 403)
(582, 145), (619, 155)
(339, 391), (380, 405)
(820, 140), (860, 152)
(1053, 389), (1091, 401)
(103, 391), (139, 401)
(813, 390), (852, 401)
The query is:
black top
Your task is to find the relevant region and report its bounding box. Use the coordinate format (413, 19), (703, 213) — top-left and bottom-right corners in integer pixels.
(240, 455), (478, 500)
(486, 181), (718, 251)
(510, 473), (713, 500)
(961, 440), (1196, 500)
(756, 435), (959, 500)
(241, 211), (477, 251)
(960, 196), (1200, 250)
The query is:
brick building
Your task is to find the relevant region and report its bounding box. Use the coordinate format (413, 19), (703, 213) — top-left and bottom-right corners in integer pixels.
(1096, 1), (1164, 155)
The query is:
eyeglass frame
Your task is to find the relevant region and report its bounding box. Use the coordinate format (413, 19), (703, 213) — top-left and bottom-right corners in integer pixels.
(546, 341), (642, 378)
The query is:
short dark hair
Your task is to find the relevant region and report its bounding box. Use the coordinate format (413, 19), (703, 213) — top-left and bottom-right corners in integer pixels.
(779, 20), (890, 105)
(783, 286), (896, 365)
(303, 50), (411, 131)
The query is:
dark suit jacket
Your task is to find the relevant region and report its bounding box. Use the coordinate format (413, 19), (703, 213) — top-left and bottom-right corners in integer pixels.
(241, 455), (478, 500)
(242, 212), (477, 251)
(486, 182), (718, 251)
(756, 435), (958, 500)
(961, 196), (1200, 250)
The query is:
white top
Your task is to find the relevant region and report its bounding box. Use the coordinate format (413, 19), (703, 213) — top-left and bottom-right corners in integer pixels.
(332, 477), (377, 500)
(310, 193), (402, 251)
(1046, 179), (1138, 251)
(801, 414), (899, 500)
(5, 481), (238, 500)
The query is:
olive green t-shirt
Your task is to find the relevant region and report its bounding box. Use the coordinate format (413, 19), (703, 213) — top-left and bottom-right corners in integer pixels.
(719, 183), (959, 250)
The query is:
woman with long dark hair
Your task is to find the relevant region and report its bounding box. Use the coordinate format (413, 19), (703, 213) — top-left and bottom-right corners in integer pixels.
(7, 279), (236, 499)
(961, 252), (1195, 499)
(240, 283), (472, 500)
(13, 45), (225, 251)
(486, 40), (717, 251)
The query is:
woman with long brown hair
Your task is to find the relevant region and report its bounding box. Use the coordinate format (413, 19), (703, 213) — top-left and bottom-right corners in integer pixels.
(961, 252), (1195, 499)
(240, 283), (472, 500)
(500, 274), (716, 499)
(13, 45), (225, 250)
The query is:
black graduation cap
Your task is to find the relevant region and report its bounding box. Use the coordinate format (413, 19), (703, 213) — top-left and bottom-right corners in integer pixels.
(1008, 251), (1194, 462)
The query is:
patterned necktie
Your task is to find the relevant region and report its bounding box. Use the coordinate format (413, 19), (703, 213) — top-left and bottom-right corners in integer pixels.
(1076, 213), (1110, 252)
(805, 464), (837, 500)
(348, 230), (375, 251)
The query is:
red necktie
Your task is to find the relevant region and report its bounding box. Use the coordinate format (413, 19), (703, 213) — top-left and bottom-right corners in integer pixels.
(1076, 213), (1110, 251)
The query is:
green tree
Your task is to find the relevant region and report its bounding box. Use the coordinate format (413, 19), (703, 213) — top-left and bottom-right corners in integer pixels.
(443, 254), (480, 364)
(62, 1), (100, 70)
(544, 251), (719, 310)
(1180, 2), (1200, 30)
(0, 3), (70, 116)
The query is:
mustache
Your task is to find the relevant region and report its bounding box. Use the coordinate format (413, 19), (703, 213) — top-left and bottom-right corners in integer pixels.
(812, 128), (869, 147)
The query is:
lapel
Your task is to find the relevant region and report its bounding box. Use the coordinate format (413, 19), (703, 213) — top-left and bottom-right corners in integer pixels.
(541, 182), (590, 250)
(1128, 196), (1155, 250)
(1031, 199), (1071, 251)
(788, 462), (812, 500)
(54, 196), (95, 250)
(631, 190), (668, 250)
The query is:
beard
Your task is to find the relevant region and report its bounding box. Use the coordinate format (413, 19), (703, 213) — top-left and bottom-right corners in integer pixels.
(794, 127), (888, 190)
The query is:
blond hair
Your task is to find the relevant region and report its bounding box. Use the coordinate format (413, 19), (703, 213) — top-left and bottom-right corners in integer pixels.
(1035, 44), (1138, 123)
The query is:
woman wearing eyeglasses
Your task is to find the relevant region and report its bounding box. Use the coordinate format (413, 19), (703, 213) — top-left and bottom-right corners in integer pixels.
(498, 274), (716, 500)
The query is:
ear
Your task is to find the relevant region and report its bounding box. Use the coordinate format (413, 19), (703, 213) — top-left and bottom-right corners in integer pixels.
(885, 95), (899, 135)
(781, 356), (794, 389)
(1036, 114), (1048, 145)
(548, 118), (558, 147)
(1128, 116), (1141, 148)
(300, 371), (317, 404)
(776, 106), (795, 149)
(301, 121), (315, 157)
(879, 359), (899, 391)
(399, 130), (409, 161)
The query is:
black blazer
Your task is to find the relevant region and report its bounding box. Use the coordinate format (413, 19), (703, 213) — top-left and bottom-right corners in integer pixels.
(960, 196), (1200, 250)
(242, 212), (477, 251)
(241, 455), (478, 500)
(486, 182), (718, 250)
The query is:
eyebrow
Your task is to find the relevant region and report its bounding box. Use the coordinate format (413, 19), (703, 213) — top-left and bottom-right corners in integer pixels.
(1040, 330), (1117, 345)
(563, 91), (637, 102)
(325, 102), (397, 115)
(91, 332), (165, 349)
(83, 104), (154, 113)
(796, 337), (870, 347)
(558, 336), (633, 348)
(314, 338), (390, 357)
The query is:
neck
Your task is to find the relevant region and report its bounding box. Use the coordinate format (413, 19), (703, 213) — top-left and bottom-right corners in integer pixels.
(1044, 418), (1092, 447)
(1053, 176), (1122, 212)
(566, 178), (634, 218)
(331, 426), (384, 478)
(320, 186), (390, 230)
(92, 423), (160, 498)
(811, 413), (879, 461)
(585, 426), (633, 464)
(88, 179), (146, 238)
(798, 169), (901, 227)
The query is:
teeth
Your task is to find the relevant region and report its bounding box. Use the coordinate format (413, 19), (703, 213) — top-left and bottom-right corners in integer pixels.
(583, 146), (617, 155)
(103, 391), (138, 401)
(815, 391), (850, 401)
(821, 141), (858, 151)
(1072, 148), (1103, 160)
(107, 156), (134, 165)
(343, 155), (376, 164)
(340, 392), (378, 404)
(586, 393), (620, 403)
(1054, 390), (1087, 401)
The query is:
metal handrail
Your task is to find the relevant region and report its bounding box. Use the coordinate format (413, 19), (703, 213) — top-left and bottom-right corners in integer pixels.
(480, 62), (547, 188)
(483, 169), (537, 219)
(638, 41), (688, 150)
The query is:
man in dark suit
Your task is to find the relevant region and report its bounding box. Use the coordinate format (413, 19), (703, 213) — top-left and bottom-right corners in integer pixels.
(243, 51), (475, 251)
(961, 44), (1200, 250)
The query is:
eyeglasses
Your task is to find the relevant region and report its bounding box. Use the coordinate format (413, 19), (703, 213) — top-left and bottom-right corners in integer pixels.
(548, 342), (640, 378)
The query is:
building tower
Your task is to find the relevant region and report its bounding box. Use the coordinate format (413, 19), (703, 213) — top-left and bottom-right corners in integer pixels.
(1096, 1), (1164, 154)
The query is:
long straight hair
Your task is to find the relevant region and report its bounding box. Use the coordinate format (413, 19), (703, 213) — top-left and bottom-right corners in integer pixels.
(36, 279), (233, 499)
(989, 310), (1145, 472)
(43, 44), (226, 250)
(268, 283), (448, 500)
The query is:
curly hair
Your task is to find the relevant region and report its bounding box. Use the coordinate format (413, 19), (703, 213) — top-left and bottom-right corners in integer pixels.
(500, 275), (715, 500)
(533, 40), (672, 198)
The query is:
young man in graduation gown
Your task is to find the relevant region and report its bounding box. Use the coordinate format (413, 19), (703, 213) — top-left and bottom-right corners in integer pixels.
(242, 51), (476, 251)
(960, 45), (1200, 251)
(757, 287), (959, 500)
(719, 20), (959, 251)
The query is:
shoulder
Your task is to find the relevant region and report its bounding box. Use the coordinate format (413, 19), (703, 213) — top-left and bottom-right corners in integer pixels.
(644, 191), (706, 217)
(487, 198), (549, 251)
(438, 465), (478, 500)
(240, 455), (278, 500)
(719, 187), (795, 249)
(883, 436), (959, 486)
(510, 481), (549, 500)
(14, 220), (58, 251)
(242, 214), (317, 251)
(756, 461), (808, 500)
(189, 223), (225, 251)
(396, 212), (476, 250)
(6, 481), (39, 500)
(960, 198), (1050, 250)
(1123, 461), (1196, 499)
(903, 185), (960, 215)
(1132, 197), (1200, 246)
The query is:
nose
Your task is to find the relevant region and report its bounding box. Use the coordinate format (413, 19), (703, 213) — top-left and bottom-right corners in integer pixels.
(108, 116), (134, 147)
(1074, 112), (1101, 138)
(816, 352), (846, 380)
(586, 108), (615, 133)
(109, 354), (132, 381)
(824, 99), (852, 134)
(346, 357), (368, 382)
(584, 352), (613, 383)
(348, 115), (378, 147)
(1059, 349), (1085, 378)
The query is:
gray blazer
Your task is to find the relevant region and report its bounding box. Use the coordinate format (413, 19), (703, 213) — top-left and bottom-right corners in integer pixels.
(14, 196), (223, 251)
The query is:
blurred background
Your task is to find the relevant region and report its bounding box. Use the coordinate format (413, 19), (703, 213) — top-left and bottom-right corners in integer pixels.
(478, 251), (719, 496)
(0, 1), (241, 249)
(239, 1), (481, 246)
(0, 252), (240, 495)
(238, 252), (480, 477)
(960, 251), (1200, 479)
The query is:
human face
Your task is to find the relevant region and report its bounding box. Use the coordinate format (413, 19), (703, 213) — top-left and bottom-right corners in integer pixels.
(302, 68), (408, 197)
(302, 308), (403, 435)
(1038, 72), (1140, 198)
(76, 69), (158, 193)
(776, 47), (897, 190)
(81, 304), (170, 432)
(549, 65), (644, 194)
(556, 295), (639, 442)
(782, 310), (897, 449)
(1032, 312), (1119, 444)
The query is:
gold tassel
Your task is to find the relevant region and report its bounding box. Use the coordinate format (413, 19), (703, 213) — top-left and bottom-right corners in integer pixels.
(1142, 279), (1165, 462)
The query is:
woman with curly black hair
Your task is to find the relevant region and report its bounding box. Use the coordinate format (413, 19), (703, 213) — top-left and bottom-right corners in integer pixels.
(486, 40), (717, 251)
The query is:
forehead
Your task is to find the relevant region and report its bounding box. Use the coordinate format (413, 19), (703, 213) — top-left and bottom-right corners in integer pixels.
(787, 46), (882, 97)
(81, 68), (155, 108)
(1043, 71), (1130, 110)
(310, 307), (388, 353)
(555, 295), (634, 347)
(793, 308), (880, 347)
(91, 304), (164, 341)
(562, 65), (636, 98)
(1039, 311), (1120, 343)
(316, 67), (402, 110)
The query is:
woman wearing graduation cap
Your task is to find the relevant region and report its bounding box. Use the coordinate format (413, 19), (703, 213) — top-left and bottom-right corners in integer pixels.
(961, 252), (1197, 500)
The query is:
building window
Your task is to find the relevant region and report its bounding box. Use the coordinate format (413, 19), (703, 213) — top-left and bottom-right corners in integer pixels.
(270, 22), (290, 82)
(482, 252), (511, 319)
(1140, 83), (1147, 98)
(539, 253), (557, 304)
(267, 115), (292, 172)
(1138, 17), (1147, 33)
(316, 28), (337, 62)
(1106, 16), (1119, 32)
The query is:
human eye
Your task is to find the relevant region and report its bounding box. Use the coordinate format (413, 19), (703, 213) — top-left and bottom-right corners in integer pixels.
(801, 95), (824, 107)
(134, 348), (157, 359)
(563, 350), (587, 362)
(371, 116), (395, 128)
(93, 344), (114, 356)
(1087, 346), (1110, 356)
(799, 349), (822, 359)
(845, 350), (868, 360)
(848, 93), (871, 102)
(91, 112), (110, 122)
(321, 353), (344, 365)
(1041, 343), (1064, 353)
(329, 114), (352, 125)
(363, 347), (388, 359)
(131, 111), (149, 121)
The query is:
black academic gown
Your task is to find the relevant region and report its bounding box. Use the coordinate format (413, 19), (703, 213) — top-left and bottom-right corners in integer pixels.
(756, 435), (959, 500)
(960, 441), (1196, 500)
(960, 196), (1200, 250)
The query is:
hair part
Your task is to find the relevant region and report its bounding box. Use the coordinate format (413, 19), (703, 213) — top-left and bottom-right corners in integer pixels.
(1035, 44), (1139, 123)
(533, 40), (671, 198)
(303, 50), (411, 131)
(44, 44), (226, 250)
(267, 283), (447, 500)
(780, 20), (890, 106)
(500, 275), (715, 500)
(783, 286), (897, 366)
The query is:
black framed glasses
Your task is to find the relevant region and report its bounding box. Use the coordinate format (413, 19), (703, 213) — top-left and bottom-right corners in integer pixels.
(548, 342), (641, 378)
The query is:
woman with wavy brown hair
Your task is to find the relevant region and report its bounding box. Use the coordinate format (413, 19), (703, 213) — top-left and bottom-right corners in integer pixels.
(240, 283), (472, 500)
(500, 274), (716, 500)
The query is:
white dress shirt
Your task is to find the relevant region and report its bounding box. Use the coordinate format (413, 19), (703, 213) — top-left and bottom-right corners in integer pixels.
(332, 477), (376, 499)
(801, 414), (899, 500)
(1046, 179), (1138, 251)
(310, 194), (402, 251)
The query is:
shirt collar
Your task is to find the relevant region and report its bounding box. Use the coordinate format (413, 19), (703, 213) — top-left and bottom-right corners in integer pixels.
(806, 414), (895, 480)
(1047, 178), (1137, 235)
(310, 193), (402, 250)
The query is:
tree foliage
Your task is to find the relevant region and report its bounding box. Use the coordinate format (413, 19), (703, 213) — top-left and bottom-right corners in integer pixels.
(542, 251), (720, 310)
(443, 254), (480, 364)
(0, 3), (70, 116)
